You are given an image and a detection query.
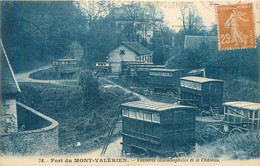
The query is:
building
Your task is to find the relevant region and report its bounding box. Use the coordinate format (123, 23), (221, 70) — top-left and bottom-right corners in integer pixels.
(0, 39), (58, 155)
(184, 35), (217, 50)
(108, 42), (153, 73)
(121, 101), (196, 156)
(0, 40), (21, 134)
(110, 5), (163, 43)
(52, 58), (80, 79)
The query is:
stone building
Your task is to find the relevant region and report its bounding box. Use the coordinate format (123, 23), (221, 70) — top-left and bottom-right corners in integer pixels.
(110, 5), (163, 43)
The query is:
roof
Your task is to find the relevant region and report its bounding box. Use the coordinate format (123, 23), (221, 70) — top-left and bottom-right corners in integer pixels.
(121, 101), (195, 112)
(150, 68), (181, 72)
(184, 35), (217, 50)
(188, 68), (205, 75)
(223, 101), (260, 110)
(122, 42), (152, 55)
(180, 76), (224, 83)
(0, 39), (21, 95)
(53, 59), (78, 61)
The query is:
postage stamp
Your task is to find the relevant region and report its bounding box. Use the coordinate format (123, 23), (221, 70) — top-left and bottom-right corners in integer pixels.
(216, 3), (256, 50)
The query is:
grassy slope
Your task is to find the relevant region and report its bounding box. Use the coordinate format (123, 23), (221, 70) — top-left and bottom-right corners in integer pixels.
(17, 81), (139, 154)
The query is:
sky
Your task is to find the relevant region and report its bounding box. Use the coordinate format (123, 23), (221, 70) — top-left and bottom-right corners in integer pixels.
(159, 1), (260, 34)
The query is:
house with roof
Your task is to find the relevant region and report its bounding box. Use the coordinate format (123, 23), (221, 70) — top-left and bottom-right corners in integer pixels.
(110, 6), (163, 43)
(108, 42), (153, 73)
(0, 39), (58, 155)
(184, 35), (217, 50)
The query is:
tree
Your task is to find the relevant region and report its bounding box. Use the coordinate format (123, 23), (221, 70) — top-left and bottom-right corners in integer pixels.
(75, 0), (109, 29)
(78, 71), (101, 109)
(179, 3), (204, 35)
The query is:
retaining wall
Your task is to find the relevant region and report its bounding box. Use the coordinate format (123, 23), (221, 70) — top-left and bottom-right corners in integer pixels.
(0, 102), (59, 155)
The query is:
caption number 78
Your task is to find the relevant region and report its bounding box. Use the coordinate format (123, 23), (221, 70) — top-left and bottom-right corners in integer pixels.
(221, 34), (231, 44)
(39, 159), (45, 163)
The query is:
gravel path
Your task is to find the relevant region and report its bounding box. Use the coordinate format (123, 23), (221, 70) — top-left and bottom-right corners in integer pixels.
(15, 65), (78, 87)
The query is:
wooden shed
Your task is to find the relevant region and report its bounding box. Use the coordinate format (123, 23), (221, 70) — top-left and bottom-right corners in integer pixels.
(148, 68), (182, 93)
(223, 101), (260, 132)
(121, 101), (196, 156)
(179, 76), (224, 109)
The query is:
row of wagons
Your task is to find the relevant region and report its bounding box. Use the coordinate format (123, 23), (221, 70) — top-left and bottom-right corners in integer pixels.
(120, 100), (260, 156)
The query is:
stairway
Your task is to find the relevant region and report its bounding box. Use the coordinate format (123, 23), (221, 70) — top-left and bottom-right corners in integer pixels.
(210, 106), (221, 120)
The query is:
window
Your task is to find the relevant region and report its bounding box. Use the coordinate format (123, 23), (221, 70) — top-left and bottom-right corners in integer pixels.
(180, 80), (185, 87)
(197, 83), (202, 91)
(129, 110), (137, 119)
(137, 111), (143, 120)
(4, 104), (10, 110)
(188, 82), (193, 88)
(144, 113), (152, 121)
(152, 113), (160, 123)
(120, 49), (125, 55)
(122, 109), (129, 117)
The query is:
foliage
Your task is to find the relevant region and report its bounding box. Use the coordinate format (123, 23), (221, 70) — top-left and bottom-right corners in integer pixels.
(148, 27), (175, 64)
(16, 81), (139, 153)
(191, 131), (260, 159)
(78, 71), (101, 109)
(179, 3), (204, 35)
(166, 37), (259, 81)
(0, 1), (88, 73)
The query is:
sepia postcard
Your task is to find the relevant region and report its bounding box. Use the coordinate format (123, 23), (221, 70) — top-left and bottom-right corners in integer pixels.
(0, 0), (259, 165)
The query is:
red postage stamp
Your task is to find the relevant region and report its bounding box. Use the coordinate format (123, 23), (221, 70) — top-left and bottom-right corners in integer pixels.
(216, 3), (256, 50)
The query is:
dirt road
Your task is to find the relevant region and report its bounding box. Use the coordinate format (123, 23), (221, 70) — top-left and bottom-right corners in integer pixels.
(15, 65), (78, 87)
(81, 78), (151, 157)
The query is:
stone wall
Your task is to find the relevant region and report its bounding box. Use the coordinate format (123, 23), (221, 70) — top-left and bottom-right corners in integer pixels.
(0, 102), (59, 155)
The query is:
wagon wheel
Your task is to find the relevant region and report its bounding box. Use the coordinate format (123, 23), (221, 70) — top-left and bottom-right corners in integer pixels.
(228, 128), (243, 137)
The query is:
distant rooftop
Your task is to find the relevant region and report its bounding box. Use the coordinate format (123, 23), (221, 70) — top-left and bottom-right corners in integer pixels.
(0, 39), (21, 95)
(122, 42), (152, 55)
(223, 101), (260, 110)
(180, 76), (224, 83)
(121, 101), (195, 112)
(184, 35), (217, 50)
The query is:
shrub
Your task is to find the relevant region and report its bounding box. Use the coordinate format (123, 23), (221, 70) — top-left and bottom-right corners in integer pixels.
(78, 71), (101, 110)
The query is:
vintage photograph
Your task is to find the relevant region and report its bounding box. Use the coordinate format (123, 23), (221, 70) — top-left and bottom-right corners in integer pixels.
(0, 0), (259, 165)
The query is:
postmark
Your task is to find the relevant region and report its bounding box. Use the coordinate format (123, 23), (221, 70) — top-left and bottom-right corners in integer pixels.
(216, 3), (256, 50)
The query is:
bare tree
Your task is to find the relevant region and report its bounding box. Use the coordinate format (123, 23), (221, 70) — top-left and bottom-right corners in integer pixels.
(75, 0), (108, 29)
(122, 1), (142, 41)
(179, 3), (204, 35)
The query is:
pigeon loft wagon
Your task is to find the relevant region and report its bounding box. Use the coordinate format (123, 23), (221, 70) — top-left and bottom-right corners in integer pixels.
(179, 76), (224, 117)
(148, 68), (182, 94)
(223, 101), (260, 133)
(120, 101), (197, 156)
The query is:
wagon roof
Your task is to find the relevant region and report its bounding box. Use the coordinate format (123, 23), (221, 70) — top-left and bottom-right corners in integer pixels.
(54, 59), (78, 61)
(149, 68), (181, 72)
(223, 101), (260, 110)
(121, 101), (195, 111)
(180, 76), (224, 83)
